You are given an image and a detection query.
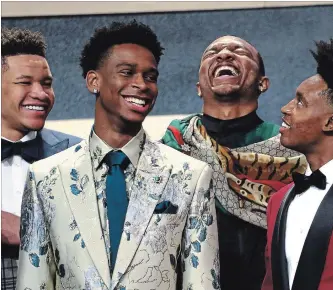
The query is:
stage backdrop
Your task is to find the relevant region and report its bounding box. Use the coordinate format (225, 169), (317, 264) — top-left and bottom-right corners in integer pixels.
(2, 5), (333, 139)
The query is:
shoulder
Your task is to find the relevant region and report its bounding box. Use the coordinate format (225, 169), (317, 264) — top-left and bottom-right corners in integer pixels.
(151, 140), (210, 173)
(40, 128), (82, 147)
(161, 114), (200, 151)
(31, 140), (87, 175)
(161, 114), (200, 140)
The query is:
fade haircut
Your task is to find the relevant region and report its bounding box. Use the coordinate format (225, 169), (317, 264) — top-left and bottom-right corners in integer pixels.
(1, 27), (47, 70)
(310, 38), (333, 106)
(80, 20), (164, 78)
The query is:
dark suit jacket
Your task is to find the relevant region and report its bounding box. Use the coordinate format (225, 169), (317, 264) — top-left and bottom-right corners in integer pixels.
(38, 128), (82, 158)
(262, 183), (333, 290)
(1, 128), (82, 259)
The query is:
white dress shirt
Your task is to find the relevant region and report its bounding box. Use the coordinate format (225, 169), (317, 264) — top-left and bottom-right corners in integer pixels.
(1, 131), (37, 217)
(285, 158), (333, 288)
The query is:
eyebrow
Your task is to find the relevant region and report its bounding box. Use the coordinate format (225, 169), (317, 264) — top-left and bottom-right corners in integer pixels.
(43, 76), (53, 82)
(207, 43), (244, 51)
(296, 91), (303, 99)
(15, 75), (53, 81)
(116, 63), (159, 76)
(296, 91), (308, 104)
(16, 75), (33, 80)
(116, 63), (134, 68)
(204, 42), (254, 58)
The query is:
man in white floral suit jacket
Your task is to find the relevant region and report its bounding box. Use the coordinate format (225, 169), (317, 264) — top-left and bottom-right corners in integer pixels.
(17, 21), (220, 290)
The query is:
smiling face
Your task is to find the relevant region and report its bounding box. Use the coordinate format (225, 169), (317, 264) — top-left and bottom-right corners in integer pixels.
(197, 36), (267, 101)
(90, 43), (159, 127)
(280, 74), (333, 154)
(1, 54), (54, 140)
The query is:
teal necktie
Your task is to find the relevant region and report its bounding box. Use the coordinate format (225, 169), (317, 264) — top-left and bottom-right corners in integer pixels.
(105, 151), (130, 272)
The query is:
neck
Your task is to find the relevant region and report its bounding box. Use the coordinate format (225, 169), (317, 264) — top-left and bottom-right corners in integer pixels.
(1, 122), (26, 141)
(202, 98), (258, 120)
(94, 109), (141, 149)
(305, 140), (333, 171)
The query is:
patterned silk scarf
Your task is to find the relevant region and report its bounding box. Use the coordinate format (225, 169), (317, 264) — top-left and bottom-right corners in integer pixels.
(166, 115), (307, 228)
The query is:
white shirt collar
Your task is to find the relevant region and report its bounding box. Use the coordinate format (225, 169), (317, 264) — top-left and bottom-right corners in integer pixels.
(1, 131), (37, 143)
(89, 127), (145, 170)
(305, 158), (333, 185)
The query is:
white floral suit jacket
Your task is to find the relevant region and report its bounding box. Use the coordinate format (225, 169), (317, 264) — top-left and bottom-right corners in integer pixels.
(16, 134), (220, 290)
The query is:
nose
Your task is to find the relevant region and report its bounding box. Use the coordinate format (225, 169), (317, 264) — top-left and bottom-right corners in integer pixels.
(216, 48), (234, 62)
(281, 99), (294, 115)
(29, 83), (49, 100)
(131, 74), (148, 91)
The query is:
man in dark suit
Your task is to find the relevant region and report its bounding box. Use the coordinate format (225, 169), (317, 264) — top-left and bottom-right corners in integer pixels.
(262, 39), (333, 290)
(1, 27), (81, 290)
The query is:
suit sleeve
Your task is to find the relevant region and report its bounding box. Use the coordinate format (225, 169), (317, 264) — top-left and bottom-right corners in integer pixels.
(16, 167), (57, 290)
(182, 164), (220, 290)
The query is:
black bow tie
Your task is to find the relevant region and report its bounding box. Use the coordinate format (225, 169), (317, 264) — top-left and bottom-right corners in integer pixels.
(1, 137), (40, 163)
(292, 170), (327, 195)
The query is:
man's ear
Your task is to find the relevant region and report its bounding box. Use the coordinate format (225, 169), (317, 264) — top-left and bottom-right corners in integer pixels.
(196, 82), (202, 98)
(258, 76), (270, 94)
(86, 70), (100, 95)
(323, 115), (333, 133)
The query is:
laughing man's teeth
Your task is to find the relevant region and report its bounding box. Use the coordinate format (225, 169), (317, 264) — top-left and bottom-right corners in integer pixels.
(124, 97), (146, 106)
(24, 105), (45, 111)
(282, 122), (291, 129)
(215, 66), (239, 78)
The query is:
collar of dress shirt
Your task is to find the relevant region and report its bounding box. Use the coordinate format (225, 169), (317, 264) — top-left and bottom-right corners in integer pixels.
(89, 127), (146, 170)
(305, 158), (333, 186)
(1, 130), (37, 143)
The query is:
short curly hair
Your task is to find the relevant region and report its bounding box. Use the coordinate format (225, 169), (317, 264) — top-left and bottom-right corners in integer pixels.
(1, 27), (47, 70)
(80, 20), (164, 78)
(310, 38), (333, 106)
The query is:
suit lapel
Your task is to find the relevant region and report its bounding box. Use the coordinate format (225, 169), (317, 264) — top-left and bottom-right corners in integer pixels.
(59, 141), (111, 288)
(110, 139), (172, 289)
(38, 130), (69, 159)
(272, 185), (296, 290)
(292, 184), (333, 290)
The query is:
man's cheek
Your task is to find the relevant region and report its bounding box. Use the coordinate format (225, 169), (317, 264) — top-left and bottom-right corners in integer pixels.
(294, 120), (316, 134)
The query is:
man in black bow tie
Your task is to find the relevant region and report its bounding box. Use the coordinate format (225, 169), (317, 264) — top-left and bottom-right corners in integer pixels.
(1, 27), (81, 289)
(262, 39), (333, 290)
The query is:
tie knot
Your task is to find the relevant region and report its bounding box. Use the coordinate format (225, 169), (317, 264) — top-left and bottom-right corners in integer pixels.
(105, 151), (129, 169)
(10, 142), (24, 154)
(292, 170), (326, 194)
(1, 138), (39, 163)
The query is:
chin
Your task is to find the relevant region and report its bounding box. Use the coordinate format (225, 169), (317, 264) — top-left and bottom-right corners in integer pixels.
(211, 85), (240, 97)
(24, 121), (46, 132)
(280, 135), (291, 148)
(122, 115), (146, 126)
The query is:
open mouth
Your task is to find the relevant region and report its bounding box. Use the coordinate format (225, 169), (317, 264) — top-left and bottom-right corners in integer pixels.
(22, 105), (47, 112)
(281, 121), (291, 129)
(123, 96), (149, 107)
(214, 65), (240, 78)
